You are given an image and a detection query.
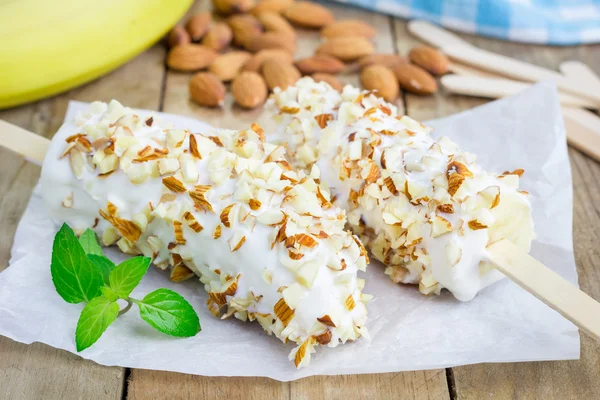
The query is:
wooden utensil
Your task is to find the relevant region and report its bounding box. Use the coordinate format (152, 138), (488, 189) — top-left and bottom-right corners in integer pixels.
(2, 118), (599, 341)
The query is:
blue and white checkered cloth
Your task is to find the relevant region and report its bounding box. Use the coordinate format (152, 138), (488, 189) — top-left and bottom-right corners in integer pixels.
(334, 0), (600, 45)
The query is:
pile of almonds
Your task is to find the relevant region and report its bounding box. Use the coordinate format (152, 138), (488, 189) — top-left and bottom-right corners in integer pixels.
(166, 0), (449, 109)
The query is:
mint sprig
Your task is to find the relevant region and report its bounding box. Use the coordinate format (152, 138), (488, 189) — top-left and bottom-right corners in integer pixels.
(50, 224), (201, 351)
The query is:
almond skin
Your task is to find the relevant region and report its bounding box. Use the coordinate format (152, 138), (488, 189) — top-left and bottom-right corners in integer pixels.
(295, 54), (345, 75)
(408, 45), (449, 75)
(393, 63), (437, 95)
(213, 0), (255, 15)
(209, 51), (252, 81)
(243, 49), (294, 72)
(316, 36), (374, 62)
(231, 71), (268, 108)
(261, 59), (301, 91)
(311, 73), (343, 92)
(202, 23), (233, 51)
(251, 0), (294, 15)
(246, 31), (296, 53)
(189, 72), (226, 107)
(321, 20), (376, 39)
(167, 44), (218, 72)
(360, 64), (399, 102)
(228, 14), (263, 47)
(359, 53), (407, 70)
(168, 26), (191, 48)
(258, 12), (296, 37)
(284, 2), (335, 28)
(185, 12), (212, 41)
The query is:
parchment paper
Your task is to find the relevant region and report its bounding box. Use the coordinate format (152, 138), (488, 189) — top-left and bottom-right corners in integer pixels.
(0, 82), (579, 381)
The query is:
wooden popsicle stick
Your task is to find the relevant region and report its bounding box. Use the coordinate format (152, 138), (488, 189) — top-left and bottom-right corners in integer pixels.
(441, 74), (597, 109)
(449, 62), (512, 79)
(561, 107), (600, 161)
(488, 239), (600, 341)
(0, 120), (49, 166)
(560, 61), (600, 92)
(442, 45), (600, 106)
(407, 20), (474, 49)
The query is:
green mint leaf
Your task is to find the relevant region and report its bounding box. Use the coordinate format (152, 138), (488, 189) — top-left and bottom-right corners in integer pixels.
(78, 229), (103, 256)
(75, 296), (120, 351)
(51, 224), (103, 303)
(135, 289), (201, 337)
(108, 256), (151, 298)
(88, 254), (116, 285)
(100, 286), (119, 302)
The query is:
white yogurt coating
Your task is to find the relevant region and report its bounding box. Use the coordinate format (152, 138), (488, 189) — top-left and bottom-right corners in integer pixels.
(40, 100), (370, 368)
(267, 78), (534, 301)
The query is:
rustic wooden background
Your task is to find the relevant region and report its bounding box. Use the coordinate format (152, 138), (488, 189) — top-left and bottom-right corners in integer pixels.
(1, 1), (599, 399)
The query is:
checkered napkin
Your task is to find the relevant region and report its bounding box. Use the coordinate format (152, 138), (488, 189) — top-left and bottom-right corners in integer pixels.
(336, 0), (600, 45)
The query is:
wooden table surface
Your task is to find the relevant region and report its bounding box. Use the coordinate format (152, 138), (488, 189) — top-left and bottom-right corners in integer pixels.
(1, 1), (599, 399)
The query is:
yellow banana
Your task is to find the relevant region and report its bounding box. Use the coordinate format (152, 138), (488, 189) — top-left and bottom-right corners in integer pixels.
(0, 0), (192, 109)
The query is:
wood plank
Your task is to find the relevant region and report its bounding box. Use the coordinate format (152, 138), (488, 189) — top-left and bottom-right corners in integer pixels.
(131, 2), (447, 399)
(393, 19), (600, 398)
(0, 45), (166, 400)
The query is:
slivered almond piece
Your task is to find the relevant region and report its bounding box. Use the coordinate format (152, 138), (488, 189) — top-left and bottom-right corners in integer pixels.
(294, 338), (315, 368)
(170, 264), (195, 282)
(189, 134), (202, 159)
(213, 225), (222, 239)
(437, 204), (454, 214)
(183, 211), (204, 232)
(162, 176), (187, 193)
(190, 185), (213, 212)
(314, 113), (334, 129)
(288, 249), (304, 260)
(248, 198), (262, 210)
(273, 298), (294, 327)
(220, 204), (235, 227)
(292, 233), (318, 248)
(317, 315), (336, 327)
(384, 176), (398, 195)
(231, 236), (246, 251)
(447, 161), (473, 196)
(314, 330), (332, 345)
(345, 295), (356, 311)
(99, 209), (142, 243)
(173, 221), (186, 244)
(468, 220), (488, 230)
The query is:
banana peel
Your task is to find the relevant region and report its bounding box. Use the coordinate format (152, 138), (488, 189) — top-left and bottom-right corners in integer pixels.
(0, 0), (192, 109)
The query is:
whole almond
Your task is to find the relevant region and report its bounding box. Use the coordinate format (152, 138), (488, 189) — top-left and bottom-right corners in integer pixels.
(295, 54), (345, 74)
(261, 59), (301, 90)
(321, 20), (376, 39)
(393, 63), (437, 95)
(408, 46), (449, 75)
(209, 51), (252, 81)
(258, 12), (296, 37)
(213, 0), (255, 14)
(232, 72), (268, 108)
(202, 23), (233, 51)
(284, 2), (335, 28)
(228, 14), (263, 47)
(360, 64), (399, 102)
(251, 0), (294, 15)
(167, 44), (218, 71)
(359, 53), (407, 70)
(316, 36), (374, 62)
(168, 26), (191, 48)
(185, 12), (212, 41)
(189, 72), (226, 107)
(246, 31), (296, 53)
(243, 49), (294, 72)
(311, 73), (343, 92)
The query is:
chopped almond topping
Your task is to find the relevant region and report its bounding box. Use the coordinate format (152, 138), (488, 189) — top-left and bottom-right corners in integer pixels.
(220, 204), (235, 227)
(107, 202), (117, 216)
(292, 233), (318, 248)
(209, 278), (239, 307)
(294, 338), (315, 368)
(162, 176), (187, 193)
(250, 123), (265, 141)
(208, 136), (223, 147)
(365, 162), (380, 184)
(316, 186), (332, 208)
(503, 168), (525, 177)
(363, 107), (377, 117)
(137, 146), (153, 157)
(99, 208), (141, 243)
(352, 235), (369, 264)
(384, 176), (398, 195)
(437, 204), (454, 213)
(91, 137), (110, 150)
(248, 199), (261, 210)
(345, 295), (355, 311)
(379, 105), (392, 115)
(468, 220), (488, 230)
(231, 236), (246, 252)
(314, 113), (333, 129)
(380, 150), (387, 169)
(183, 211), (203, 232)
(75, 136), (92, 152)
(189, 185), (213, 212)
(317, 315), (336, 327)
(280, 106), (300, 114)
(170, 264), (195, 282)
(160, 193), (177, 203)
(317, 231), (329, 239)
(288, 250), (304, 260)
(173, 221), (186, 244)
(276, 160), (293, 171)
(314, 330), (332, 345)
(65, 133), (85, 143)
(189, 134), (202, 159)
(274, 298), (294, 327)
(145, 117), (154, 126)
(213, 225), (222, 239)
(380, 129), (395, 136)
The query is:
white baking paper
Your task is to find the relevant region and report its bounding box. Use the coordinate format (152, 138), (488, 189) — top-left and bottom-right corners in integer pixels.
(0, 82), (579, 381)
